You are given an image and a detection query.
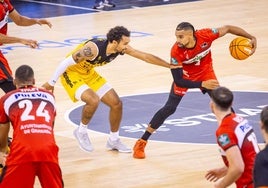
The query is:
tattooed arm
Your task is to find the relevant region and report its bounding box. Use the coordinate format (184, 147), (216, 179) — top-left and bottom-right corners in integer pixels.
(42, 41), (99, 91)
(72, 41), (98, 62)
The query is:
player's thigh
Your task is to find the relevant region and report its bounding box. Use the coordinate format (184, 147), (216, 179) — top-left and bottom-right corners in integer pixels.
(37, 162), (63, 188)
(0, 164), (35, 188)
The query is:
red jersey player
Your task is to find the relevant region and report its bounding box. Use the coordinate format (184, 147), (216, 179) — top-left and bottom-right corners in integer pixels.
(133, 22), (257, 159)
(0, 65), (63, 188)
(0, 0), (52, 93)
(205, 86), (259, 188)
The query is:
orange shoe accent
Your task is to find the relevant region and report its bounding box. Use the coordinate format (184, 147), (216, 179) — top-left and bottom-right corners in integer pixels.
(133, 139), (147, 159)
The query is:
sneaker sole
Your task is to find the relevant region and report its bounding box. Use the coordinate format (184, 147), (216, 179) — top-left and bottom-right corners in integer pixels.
(133, 154), (145, 159)
(106, 146), (132, 153)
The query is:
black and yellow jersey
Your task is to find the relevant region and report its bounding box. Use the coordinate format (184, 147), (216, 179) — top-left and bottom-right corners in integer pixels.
(66, 38), (121, 74)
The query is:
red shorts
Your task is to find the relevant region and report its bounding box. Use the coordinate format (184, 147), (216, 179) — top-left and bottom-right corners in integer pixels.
(173, 69), (217, 96)
(0, 53), (13, 81)
(0, 162), (63, 188)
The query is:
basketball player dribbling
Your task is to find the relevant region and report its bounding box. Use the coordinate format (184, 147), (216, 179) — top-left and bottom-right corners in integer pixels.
(133, 22), (257, 159)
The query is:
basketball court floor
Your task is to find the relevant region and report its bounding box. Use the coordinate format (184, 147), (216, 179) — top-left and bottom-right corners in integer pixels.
(3, 0), (268, 187)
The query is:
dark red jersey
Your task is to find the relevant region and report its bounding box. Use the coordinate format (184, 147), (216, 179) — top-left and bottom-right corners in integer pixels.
(171, 28), (219, 81)
(0, 86), (59, 165)
(216, 113), (259, 188)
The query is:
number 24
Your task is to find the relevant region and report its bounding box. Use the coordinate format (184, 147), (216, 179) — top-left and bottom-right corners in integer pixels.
(18, 99), (51, 122)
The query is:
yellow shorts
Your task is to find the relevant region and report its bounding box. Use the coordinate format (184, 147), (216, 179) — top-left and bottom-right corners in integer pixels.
(60, 68), (107, 102)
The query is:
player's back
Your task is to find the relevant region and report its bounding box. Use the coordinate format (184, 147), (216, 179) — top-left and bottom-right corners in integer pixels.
(0, 86), (59, 165)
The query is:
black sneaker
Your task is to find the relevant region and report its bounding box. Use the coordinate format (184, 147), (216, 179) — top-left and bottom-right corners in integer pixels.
(103, 0), (116, 7)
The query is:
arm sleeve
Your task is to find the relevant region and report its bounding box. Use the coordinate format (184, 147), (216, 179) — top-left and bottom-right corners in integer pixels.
(48, 55), (76, 86)
(171, 67), (202, 88)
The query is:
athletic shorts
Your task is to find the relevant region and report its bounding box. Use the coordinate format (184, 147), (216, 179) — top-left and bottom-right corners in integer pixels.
(173, 69), (217, 96)
(0, 53), (13, 81)
(0, 162), (63, 188)
(60, 68), (111, 102)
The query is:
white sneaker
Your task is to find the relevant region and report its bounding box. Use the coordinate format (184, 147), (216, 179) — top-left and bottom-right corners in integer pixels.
(93, 2), (104, 9)
(106, 138), (131, 153)
(103, 0), (116, 7)
(73, 127), (93, 152)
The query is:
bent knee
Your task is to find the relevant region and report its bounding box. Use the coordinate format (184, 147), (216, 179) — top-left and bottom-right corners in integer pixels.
(111, 99), (122, 110)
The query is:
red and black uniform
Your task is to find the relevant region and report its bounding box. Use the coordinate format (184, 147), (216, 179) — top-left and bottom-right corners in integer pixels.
(170, 28), (219, 96)
(149, 28), (220, 129)
(0, 0), (16, 92)
(0, 86), (63, 188)
(216, 113), (259, 188)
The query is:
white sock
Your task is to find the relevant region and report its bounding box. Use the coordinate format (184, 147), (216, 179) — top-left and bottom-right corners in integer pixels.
(79, 122), (87, 133)
(109, 131), (119, 141)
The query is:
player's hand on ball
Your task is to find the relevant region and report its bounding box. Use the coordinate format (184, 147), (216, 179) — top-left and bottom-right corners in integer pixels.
(250, 37), (257, 55)
(42, 82), (54, 93)
(201, 79), (219, 90)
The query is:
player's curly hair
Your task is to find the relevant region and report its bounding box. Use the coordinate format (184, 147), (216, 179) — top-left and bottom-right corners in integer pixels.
(176, 22), (195, 32)
(106, 26), (130, 43)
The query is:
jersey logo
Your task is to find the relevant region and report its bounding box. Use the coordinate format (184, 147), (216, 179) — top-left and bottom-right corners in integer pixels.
(201, 42), (208, 48)
(183, 47), (211, 65)
(218, 134), (230, 147)
(211, 28), (218, 34)
(171, 57), (178, 65)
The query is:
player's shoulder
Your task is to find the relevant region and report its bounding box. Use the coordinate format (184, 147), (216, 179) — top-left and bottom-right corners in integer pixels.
(196, 28), (219, 38)
(0, 89), (20, 101)
(171, 42), (179, 52)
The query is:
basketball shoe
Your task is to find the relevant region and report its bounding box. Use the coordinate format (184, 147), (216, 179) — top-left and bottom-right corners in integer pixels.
(103, 0), (116, 7)
(93, 2), (104, 9)
(133, 139), (147, 159)
(106, 138), (131, 153)
(73, 127), (93, 152)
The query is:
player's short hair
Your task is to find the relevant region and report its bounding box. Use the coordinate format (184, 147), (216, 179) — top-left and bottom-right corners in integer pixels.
(260, 106), (268, 133)
(176, 22), (195, 32)
(210, 86), (233, 111)
(106, 26), (130, 43)
(15, 64), (34, 83)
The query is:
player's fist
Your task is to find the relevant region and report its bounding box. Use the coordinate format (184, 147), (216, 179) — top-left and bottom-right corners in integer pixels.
(201, 79), (219, 90)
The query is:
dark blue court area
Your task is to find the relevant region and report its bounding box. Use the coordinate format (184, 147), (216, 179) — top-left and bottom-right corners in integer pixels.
(67, 91), (268, 144)
(12, 0), (201, 18)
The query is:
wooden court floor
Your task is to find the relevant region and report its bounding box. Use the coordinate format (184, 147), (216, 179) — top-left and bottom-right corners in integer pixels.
(3, 0), (268, 187)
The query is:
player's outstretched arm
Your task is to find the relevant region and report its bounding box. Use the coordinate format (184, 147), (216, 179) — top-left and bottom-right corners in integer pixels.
(125, 45), (169, 68)
(9, 9), (52, 28)
(0, 34), (38, 48)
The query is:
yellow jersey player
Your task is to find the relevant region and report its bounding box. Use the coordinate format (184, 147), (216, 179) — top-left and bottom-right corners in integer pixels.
(42, 26), (169, 153)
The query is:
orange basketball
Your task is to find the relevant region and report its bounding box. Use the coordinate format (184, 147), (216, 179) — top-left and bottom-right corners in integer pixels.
(229, 37), (252, 60)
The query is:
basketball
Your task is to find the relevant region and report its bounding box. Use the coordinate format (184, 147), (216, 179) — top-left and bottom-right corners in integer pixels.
(229, 37), (252, 60)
